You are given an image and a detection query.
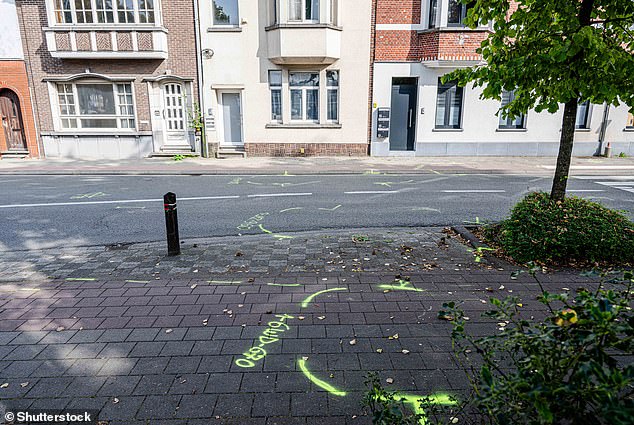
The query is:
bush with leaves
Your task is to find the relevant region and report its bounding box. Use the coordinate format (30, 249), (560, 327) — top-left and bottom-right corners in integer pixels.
(487, 192), (634, 265)
(439, 269), (634, 425)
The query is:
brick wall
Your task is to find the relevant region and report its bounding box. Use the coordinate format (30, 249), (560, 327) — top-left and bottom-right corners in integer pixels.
(16, 0), (198, 135)
(245, 143), (368, 157)
(0, 60), (40, 157)
(376, 0), (421, 24)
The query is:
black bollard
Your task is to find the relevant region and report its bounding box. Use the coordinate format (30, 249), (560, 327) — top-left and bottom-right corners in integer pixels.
(164, 192), (180, 256)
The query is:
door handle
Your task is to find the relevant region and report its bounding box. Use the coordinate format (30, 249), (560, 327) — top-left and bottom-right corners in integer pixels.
(408, 109), (413, 128)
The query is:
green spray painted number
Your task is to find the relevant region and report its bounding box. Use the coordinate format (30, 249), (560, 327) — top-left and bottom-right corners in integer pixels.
(235, 314), (294, 368)
(300, 287), (347, 308)
(298, 358), (347, 396)
(377, 279), (425, 292)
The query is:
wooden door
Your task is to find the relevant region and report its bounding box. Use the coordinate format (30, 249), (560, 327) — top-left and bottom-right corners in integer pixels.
(0, 89), (27, 151)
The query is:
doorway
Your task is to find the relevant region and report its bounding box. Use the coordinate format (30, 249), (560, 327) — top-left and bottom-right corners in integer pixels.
(220, 92), (243, 147)
(0, 89), (27, 151)
(161, 83), (190, 148)
(389, 78), (417, 151)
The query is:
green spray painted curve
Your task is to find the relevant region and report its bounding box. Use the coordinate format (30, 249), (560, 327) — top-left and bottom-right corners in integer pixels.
(300, 287), (347, 308)
(377, 279), (425, 292)
(297, 358), (347, 396)
(397, 393), (457, 425)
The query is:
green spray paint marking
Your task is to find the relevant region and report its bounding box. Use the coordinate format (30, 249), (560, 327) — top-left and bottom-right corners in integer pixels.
(298, 358), (347, 396)
(71, 192), (108, 199)
(396, 393), (457, 425)
(208, 280), (239, 284)
(126, 280), (150, 283)
(377, 279), (425, 293)
(301, 287), (347, 308)
(235, 314), (294, 368)
(228, 177), (243, 185)
(412, 207), (441, 213)
(258, 224), (294, 240)
(65, 278), (96, 281)
(318, 204), (342, 211)
(280, 207), (303, 213)
(267, 283), (301, 287)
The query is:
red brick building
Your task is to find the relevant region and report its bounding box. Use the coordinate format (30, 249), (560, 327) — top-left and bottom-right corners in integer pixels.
(0, 1), (39, 158)
(369, 0), (633, 156)
(16, 0), (200, 159)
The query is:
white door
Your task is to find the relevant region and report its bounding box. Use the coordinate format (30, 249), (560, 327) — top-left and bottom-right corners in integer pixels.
(221, 92), (243, 146)
(162, 83), (189, 148)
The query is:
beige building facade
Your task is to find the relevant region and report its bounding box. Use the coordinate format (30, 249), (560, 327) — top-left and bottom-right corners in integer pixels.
(199, 0), (372, 157)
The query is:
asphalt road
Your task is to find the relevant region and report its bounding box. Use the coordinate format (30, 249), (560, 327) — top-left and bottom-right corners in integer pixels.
(0, 174), (632, 251)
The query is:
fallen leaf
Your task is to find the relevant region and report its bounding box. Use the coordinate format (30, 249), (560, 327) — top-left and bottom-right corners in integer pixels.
(349, 339), (357, 346)
(190, 284), (197, 289)
(401, 350), (410, 355)
(386, 378), (394, 384)
(376, 348), (383, 353)
(317, 316), (326, 320)
(165, 329), (173, 334)
(56, 326), (65, 332)
(302, 356), (309, 361)
(20, 382), (29, 387)
(298, 316), (305, 320)
(0, 383), (8, 389)
(113, 398), (120, 404)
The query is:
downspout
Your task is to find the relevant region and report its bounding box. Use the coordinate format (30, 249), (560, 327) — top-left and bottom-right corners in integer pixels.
(596, 102), (610, 156)
(193, 0), (207, 157)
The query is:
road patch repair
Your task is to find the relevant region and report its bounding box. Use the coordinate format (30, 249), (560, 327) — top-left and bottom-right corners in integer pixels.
(0, 227), (600, 423)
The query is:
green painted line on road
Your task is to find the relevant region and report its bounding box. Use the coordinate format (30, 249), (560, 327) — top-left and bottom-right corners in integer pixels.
(298, 358), (347, 396)
(207, 280), (237, 284)
(126, 280), (150, 283)
(280, 207), (303, 213)
(318, 204), (341, 211)
(397, 393), (457, 425)
(65, 278), (96, 281)
(267, 283), (301, 287)
(301, 287), (347, 308)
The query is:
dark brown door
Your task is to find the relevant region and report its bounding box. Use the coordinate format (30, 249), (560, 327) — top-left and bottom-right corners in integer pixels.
(0, 89), (27, 151)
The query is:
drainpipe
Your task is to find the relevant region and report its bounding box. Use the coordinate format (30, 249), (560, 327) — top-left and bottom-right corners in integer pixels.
(193, 0), (208, 157)
(596, 102), (610, 156)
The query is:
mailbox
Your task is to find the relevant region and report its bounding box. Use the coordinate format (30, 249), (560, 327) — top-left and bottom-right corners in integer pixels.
(376, 108), (390, 139)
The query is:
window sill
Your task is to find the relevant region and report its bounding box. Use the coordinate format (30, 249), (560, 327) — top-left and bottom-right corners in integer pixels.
(417, 26), (490, 34)
(207, 26), (242, 32)
(44, 25), (166, 32)
(42, 130), (153, 137)
(623, 127), (634, 132)
(265, 123), (342, 129)
(265, 23), (342, 31)
(432, 128), (463, 132)
(496, 128), (527, 132)
(575, 128), (591, 132)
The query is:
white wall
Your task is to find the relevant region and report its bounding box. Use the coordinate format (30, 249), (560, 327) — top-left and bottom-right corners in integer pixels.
(0, 0), (24, 59)
(199, 0), (372, 147)
(371, 62), (633, 156)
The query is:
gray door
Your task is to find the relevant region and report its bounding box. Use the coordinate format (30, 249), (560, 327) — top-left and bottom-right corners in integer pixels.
(221, 93), (243, 146)
(389, 78), (417, 151)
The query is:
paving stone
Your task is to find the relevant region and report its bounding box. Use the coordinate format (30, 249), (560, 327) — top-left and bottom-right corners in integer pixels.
(133, 374), (176, 395)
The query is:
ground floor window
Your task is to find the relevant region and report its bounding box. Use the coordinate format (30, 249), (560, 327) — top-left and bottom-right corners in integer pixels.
(499, 89), (526, 129)
(268, 70), (282, 122)
(435, 79), (463, 129)
(576, 100), (591, 129)
(326, 70), (339, 122)
(56, 82), (135, 130)
(290, 72), (319, 122)
(628, 112), (633, 128)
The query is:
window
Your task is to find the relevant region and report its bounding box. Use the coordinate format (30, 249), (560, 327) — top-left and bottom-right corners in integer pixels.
(627, 112), (634, 128)
(269, 70), (282, 122)
(290, 72), (319, 122)
(575, 100), (591, 129)
(435, 79), (463, 129)
(57, 82), (135, 130)
(213, 0), (239, 26)
(53, 0), (156, 24)
(448, 0), (473, 26)
(499, 90), (526, 129)
(428, 0), (438, 28)
(289, 0), (319, 22)
(328, 0), (338, 25)
(326, 70), (339, 122)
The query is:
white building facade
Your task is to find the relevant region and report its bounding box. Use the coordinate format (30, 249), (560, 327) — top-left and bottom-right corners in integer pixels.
(370, 0), (634, 157)
(199, 0), (372, 157)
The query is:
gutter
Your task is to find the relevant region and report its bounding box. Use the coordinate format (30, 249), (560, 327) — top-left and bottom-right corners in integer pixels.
(192, 0), (208, 157)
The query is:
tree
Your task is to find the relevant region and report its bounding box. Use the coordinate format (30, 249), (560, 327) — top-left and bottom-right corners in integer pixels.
(445, 0), (634, 201)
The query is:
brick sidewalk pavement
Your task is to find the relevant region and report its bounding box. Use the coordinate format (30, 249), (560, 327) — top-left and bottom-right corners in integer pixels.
(0, 228), (596, 424)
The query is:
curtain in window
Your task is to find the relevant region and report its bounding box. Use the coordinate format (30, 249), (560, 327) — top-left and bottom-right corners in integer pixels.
(576, 101), (590, 128)
(289, 0), (302, 20)
(436, 81), (463, 128)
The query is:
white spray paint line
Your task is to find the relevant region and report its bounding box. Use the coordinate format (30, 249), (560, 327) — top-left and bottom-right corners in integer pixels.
(567, 189), (605, 192)
(574, 176), (634, 180)
(0, 195), (240, 209)
(594, 181), (634, 186)
(247, 193), (313, 198)
(542, 165), (634, 170)
(344, 191), (400, 194)
(442, 190), (506, 193)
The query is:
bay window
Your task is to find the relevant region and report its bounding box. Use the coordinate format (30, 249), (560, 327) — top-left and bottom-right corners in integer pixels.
(57, 82), (136, 130)
(435, 79), (463, 129)
(499, 90), (526, 129)
(326, 70), (339, 122)
(212, 0), (239, 26)
(290, 72), (319, 122)
(289, 0), (319, 22)
(448, 0), (474, 26)
(53, 0), (156, 24)
(269, 70), (282, 122)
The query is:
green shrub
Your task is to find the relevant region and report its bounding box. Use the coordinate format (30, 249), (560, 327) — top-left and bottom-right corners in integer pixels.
(491, 192), (634, 264)
(440, 269), (634, 425)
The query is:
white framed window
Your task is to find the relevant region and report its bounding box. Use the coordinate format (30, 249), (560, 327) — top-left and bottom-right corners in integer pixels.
(212, 0), (239, 26)
(627, 112), (634, 129)
(56, 82), (136, 130)
(428, 0), (438, 29)
(289, 0), (319, 22)
(326, 70), (339, 122)
(53, 0), (156, 25)
(499, 90), (526, 129)
(447, 0), (474, 26)
(575, 100), (591, 129)
(268, 70), (282, 122)
(435, 79), (463, 129)
(290, 72), (319, 122)
(327, 0), (338, 25)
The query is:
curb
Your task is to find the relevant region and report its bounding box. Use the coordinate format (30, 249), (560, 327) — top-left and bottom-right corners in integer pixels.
(451, 225), (489, 250)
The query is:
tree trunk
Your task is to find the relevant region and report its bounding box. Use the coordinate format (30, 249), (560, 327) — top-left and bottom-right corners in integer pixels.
(550, 98), (578, 202)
